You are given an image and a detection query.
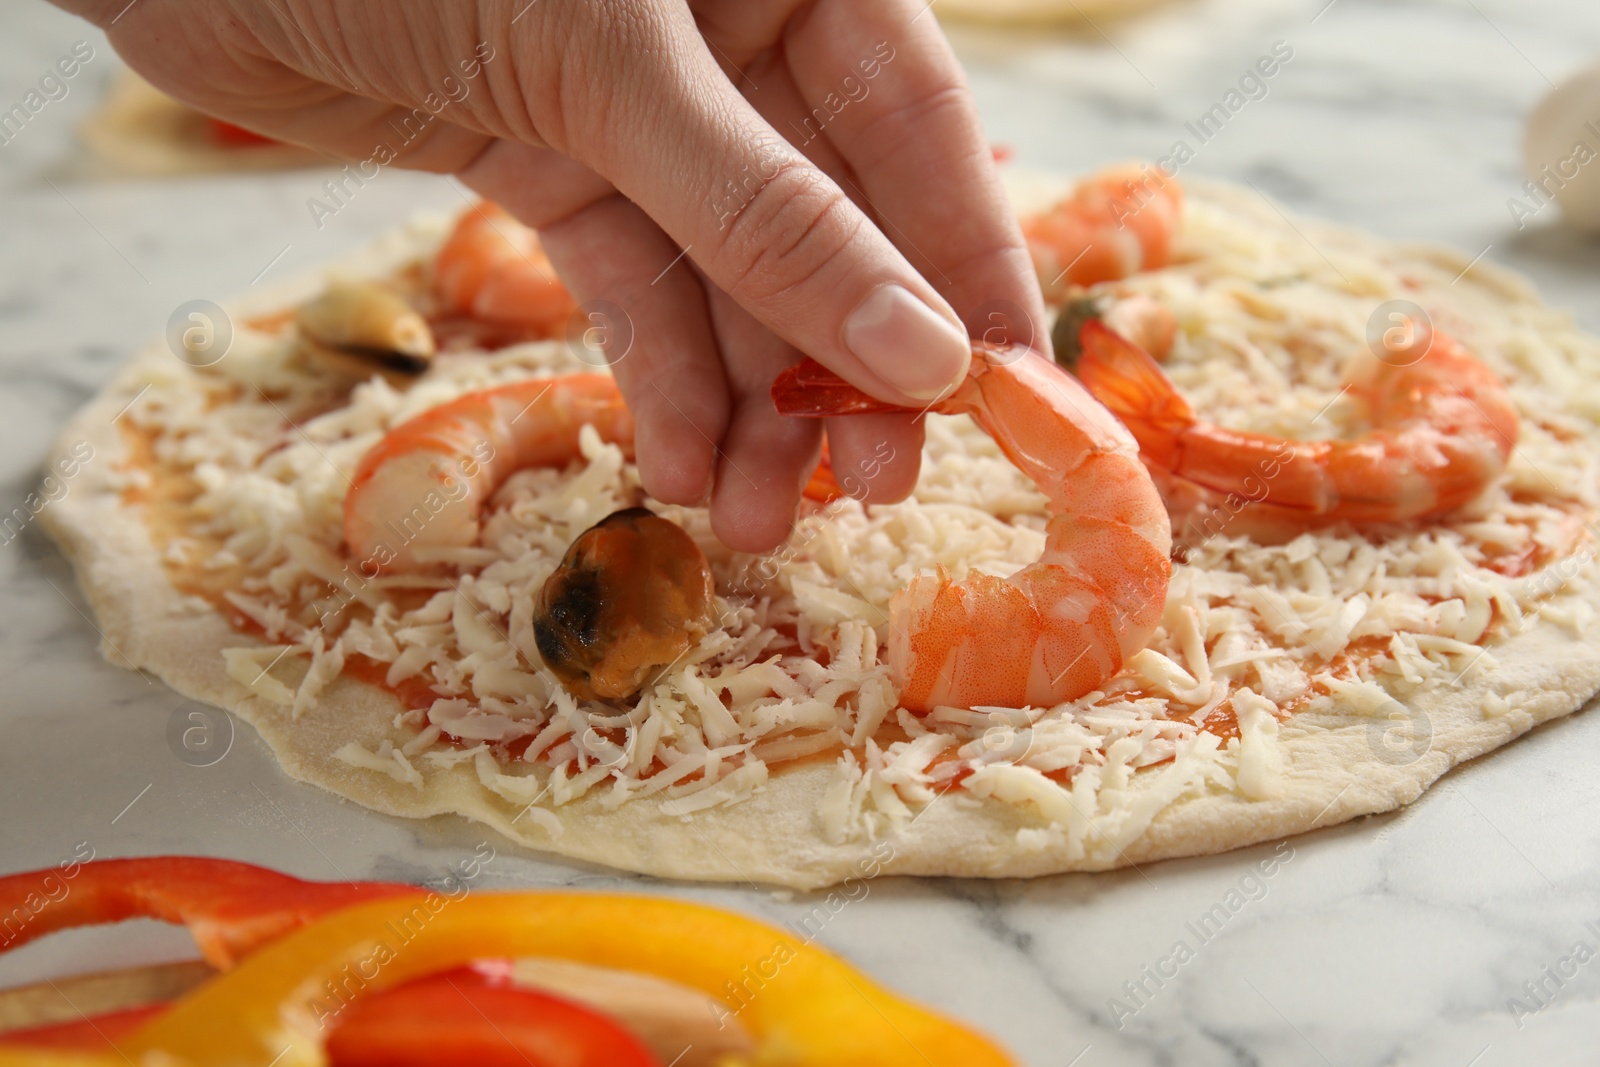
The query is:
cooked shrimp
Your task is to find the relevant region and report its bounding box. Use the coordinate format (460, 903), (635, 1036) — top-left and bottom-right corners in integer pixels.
(1024, 165), (1183, 299)
(1074, 320), (1519, 525)
(773, 346), (1172, 712)
(802, 439), (847, 503)
(346, 376), (845, 573)
(433, 202), (577, 336)
(344, 375), (633, 573)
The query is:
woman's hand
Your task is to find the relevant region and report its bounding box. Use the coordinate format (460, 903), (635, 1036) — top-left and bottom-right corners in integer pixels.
(61, 0), (1044, 551)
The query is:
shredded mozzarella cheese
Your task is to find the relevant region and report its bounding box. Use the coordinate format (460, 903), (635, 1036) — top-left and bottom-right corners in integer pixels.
(126, 190), (1599, 848)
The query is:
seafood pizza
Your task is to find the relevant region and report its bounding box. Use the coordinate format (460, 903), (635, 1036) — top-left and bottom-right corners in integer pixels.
(41, 169), (1600, 888)
(80, 71), (323, 176)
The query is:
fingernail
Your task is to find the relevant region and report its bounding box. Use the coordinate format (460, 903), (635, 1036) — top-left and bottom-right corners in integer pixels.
(843, 284), (971, 402)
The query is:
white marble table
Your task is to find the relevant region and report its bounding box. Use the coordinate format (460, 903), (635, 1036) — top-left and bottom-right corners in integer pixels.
(3, 0), (1599, 1063)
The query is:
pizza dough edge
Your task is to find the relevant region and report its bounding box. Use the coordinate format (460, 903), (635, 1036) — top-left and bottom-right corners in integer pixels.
(39, 199), (1600, 891)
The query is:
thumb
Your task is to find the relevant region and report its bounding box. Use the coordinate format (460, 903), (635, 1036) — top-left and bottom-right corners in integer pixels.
(555, 14), (972, 405)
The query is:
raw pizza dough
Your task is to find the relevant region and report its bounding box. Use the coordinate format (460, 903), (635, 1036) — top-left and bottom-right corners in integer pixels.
(42, 176), (1600, 889)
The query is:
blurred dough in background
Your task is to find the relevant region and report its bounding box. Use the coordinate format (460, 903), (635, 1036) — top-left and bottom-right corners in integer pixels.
(938, 0), (1172, 25)
(1524, 59), (1600, 232)
(79, 70), (323, 176)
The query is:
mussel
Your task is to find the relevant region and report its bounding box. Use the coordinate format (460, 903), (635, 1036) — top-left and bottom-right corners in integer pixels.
(296, 279), (436, 383)
(533, 508), (717, 702)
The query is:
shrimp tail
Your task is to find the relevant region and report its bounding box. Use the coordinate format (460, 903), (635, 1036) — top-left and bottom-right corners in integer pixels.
(803, 439), (845, 503)
(771, 362), (917, 503)
(1074, 320), (1193, 470)
(771, 359), (910, 417)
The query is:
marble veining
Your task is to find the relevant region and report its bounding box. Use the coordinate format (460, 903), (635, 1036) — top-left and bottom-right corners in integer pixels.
(3, 0), (1600, 1063)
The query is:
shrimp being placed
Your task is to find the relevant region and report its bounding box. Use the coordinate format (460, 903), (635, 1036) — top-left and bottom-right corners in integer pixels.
(433, 202), (577, 337)
(802, 438), (846, 503)
(344, 375), (633, 573)
(1023, 165), (1183, 299)
(772, 346), (1173, 713)
(1074, 320), (1519, 527)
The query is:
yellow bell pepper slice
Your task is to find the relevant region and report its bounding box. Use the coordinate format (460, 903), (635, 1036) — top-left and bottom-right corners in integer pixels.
(2, 891), (1014, 1067)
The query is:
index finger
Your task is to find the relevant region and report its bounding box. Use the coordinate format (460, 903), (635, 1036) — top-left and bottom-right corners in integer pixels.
(782, 0), (1047, 351)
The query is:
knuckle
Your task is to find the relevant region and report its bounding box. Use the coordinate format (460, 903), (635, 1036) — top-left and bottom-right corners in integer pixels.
(540, 1), (670, 160)
(711, 161), (862, 306)
(853, 82), (973, 171)
(631, 363), (721, 427)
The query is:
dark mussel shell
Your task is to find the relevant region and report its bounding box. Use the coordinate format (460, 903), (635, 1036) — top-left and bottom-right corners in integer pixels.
(533, 508), (716, 701)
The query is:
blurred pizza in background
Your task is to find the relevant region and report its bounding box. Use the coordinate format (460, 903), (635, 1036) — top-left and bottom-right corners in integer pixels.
(80, 70), (323, 175)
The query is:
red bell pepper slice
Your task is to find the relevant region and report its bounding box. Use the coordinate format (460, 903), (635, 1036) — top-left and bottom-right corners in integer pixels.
(0, 973), (658, 1067)
(325, 966), (659, 1067)
(0, 857), (414, 967)
(0, 1006), (161, 1051)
